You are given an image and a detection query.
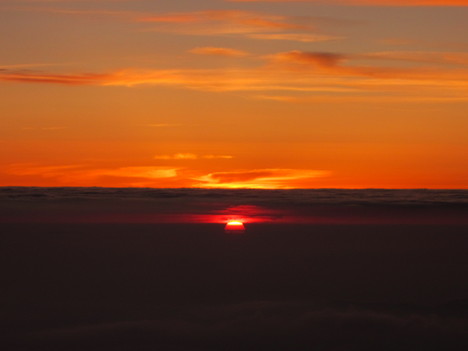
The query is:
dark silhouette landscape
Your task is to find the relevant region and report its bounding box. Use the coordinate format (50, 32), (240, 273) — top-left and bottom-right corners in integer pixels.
(1, 188), (467, 350)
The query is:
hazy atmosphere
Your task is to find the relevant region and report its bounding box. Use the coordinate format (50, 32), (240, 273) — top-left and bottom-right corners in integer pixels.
(1, 0), (468, 188)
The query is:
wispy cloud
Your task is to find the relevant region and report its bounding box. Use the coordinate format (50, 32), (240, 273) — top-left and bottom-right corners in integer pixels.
(4, 164), (180, 187)
(154, 153), (198, 160)
(194, 169), (329, 189)
(10, 6), (336, 43)
(5, 164), (85, 177)
(189, 47), (249, 57)
(0, 70), (113, 85)
(270, 51), (347, 68)
(203, 155), (234, 159)
(2, 48), (468, 102)
(3, 164), (328, 189)
(138, 10), (307, 33)
(363, 51), (468, 66)
(253, 94), (468, 103)
(4, 0), (133, 3)
(154, 154), (233, 160)
(247, 33), (342, 42)
(0, 63), (71, 69)
(137, 10), (341, 43)
(266, 50), (468, 80)
(98, 167), (178, 179)
(0, 67), (283, 90)
(228, 0), (468, 6)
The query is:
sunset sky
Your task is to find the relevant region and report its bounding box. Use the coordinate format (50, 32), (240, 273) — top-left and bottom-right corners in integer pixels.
(1, 0), (467, 188)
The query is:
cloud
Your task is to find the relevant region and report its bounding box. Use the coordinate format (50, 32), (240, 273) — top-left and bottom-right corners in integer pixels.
(6, 301), (468, 350)
(13, 0), (468, 6)
(270, 50), (347, 68)
(266, 50), (468, 80)
(154, 154), (233, 160)
(203, 155), (234, 159)
(23, 8), (135, 17)
(138, 10), (307, 34)
(4, 0), (135, 4)
(4, 164), (179, 186)
(0, 70), (114, 85)
(6, 6), (338, 43)
(2, 164), (325, 189)
(247, 33), (342, 42)
(3, 48), (468, 102)
(272, 94), (468, 103)
(363, 51), (468, 66)
(0, 67), (280, 90)
(154, 153), (198, 160)
(189, 47), (249, 57)
(133, 9), (323, 43)
(379, 38), (468, 51)
(135, 10), (341, 43)
(254, 94), (468, 103)
(13, 0), (130, 2)
(194, 169), (329, 189)
(0, 63), (70, 69)
(4, 164), (85, 177)
(97, 167), (178, 179)
(228, 0), (468, 6)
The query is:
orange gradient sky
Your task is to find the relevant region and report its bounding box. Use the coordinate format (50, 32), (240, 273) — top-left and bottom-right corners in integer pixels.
(1, 0), (467, 188)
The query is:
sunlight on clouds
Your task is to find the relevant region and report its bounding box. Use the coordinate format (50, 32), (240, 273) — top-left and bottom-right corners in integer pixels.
(138, 10), (307, 34)
(203, 155), (234, 159)
(99, 167), (178, 179)
(189, 47), (249, 57)
(154, 154), (234, 160)
(133, 9), (342, 43)
(2, 56), (468, 102)
(247, 33), (343, 42)
(269, 51), (348, 67)
(194, 169), (330, 189)
(154, 153), (198, 160)
(229, 0), (468, 5)
(4, 164), (179, 186)
(363, 51), (468, 66)
(1, 164), (329, 189)
(5, 164), (85, 177)
(253, 94), (468, 103)
(16, 7), (339, 43)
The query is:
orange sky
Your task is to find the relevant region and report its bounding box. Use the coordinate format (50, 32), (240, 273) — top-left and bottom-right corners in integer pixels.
(1, 0), (467, 188)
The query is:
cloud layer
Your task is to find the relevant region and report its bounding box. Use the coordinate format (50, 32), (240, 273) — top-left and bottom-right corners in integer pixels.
(2, 48), (468, 102)
(189, 47), (250, 57)
(229, 0), (468, 6)
(195, 169), (329, 188)
(2, 164), (327, 189)
(5, 302), (467, 351)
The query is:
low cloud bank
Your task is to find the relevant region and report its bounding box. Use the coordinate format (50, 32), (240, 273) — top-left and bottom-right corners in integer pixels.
(4, 301), (468, 350)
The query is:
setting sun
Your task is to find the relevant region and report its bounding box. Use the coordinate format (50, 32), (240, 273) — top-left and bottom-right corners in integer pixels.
(225, 220), (246, 233)
(2, 1), (468, 350)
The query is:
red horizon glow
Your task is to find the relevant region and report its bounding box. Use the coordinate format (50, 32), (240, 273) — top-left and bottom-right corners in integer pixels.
(2, 206), (468, 225)
(225, 220), (246, 233)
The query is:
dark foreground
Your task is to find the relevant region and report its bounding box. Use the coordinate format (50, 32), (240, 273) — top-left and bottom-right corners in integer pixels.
(1, 223), (468, 350)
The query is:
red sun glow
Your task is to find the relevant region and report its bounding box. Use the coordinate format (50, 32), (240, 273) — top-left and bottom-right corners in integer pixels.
(224, 220), (246, 233)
